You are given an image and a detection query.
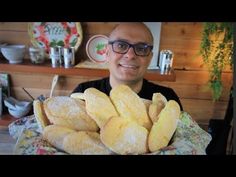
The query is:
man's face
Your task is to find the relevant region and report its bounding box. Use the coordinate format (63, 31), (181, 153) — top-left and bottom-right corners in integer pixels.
(106, 24), (153, 84)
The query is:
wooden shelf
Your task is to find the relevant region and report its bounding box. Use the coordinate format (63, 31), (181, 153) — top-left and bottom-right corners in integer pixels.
(0, 59), (176, 81)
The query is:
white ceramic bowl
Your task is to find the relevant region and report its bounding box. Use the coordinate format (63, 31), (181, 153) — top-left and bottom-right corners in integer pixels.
(4, 97), (32, 118)
(0, 43), (7, 53)
(1, 45), (26, 64)
(8, 107), (31, 118)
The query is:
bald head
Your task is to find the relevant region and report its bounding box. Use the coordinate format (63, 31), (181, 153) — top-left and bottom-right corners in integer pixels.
(109, 22), (153, 45)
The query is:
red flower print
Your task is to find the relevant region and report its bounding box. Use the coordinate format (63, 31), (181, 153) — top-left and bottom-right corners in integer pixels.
(71, 27), (77, 34)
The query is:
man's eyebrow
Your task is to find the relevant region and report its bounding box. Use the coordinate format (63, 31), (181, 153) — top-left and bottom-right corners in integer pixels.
(109, 38), (128, 42)
(109, 39), (151, 45)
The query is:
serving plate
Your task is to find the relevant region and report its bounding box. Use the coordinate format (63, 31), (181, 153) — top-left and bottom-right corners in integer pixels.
(28, 22), (83, 54)
(86, 35), (108, 63)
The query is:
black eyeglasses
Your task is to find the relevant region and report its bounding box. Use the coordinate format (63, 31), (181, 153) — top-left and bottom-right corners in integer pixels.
(108, 40), (153, 57)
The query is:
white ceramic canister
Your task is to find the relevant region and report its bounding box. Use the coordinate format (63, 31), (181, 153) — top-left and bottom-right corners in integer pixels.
(63, 47), (75, 68)
(50, 47), (60, 68)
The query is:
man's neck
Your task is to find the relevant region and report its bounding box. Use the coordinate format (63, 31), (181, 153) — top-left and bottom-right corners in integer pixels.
(109, 77), (143, 94)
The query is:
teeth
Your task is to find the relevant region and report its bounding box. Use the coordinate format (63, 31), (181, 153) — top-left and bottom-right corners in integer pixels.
(121, 64), (137, 68)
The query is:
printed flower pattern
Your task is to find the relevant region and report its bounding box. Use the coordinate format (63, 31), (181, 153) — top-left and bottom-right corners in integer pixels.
(29, 22), (82, 54)
(96, 43), (106, 55)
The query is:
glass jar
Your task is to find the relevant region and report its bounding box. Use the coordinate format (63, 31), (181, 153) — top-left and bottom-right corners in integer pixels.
(29, 47), (45, 64)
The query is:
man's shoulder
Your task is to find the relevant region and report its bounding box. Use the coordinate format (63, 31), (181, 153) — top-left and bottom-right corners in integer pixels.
(142, 79), (183, 111)
(72, 77), (110, 94)
(79, 77), (109, 87)
(143, 79), (174, 92)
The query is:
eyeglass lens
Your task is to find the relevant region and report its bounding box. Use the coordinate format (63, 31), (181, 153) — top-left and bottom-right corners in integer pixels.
(110, 40), (153, 56)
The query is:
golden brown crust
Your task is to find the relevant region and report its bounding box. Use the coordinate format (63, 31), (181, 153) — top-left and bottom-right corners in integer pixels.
(84, 88), (119, 129)
(63, 131), (113, 154)
(152, 93), (167, 105)
(44, 96), (99, 131)
(33, 100), (50, 132)
(100, 116), (149, 154)
(148, 93), (167, 123)
(110, 85), (152, 130)
(148, 100), (181, 152)
(43, 125), (76, 151)
(141, 98), (152, 112)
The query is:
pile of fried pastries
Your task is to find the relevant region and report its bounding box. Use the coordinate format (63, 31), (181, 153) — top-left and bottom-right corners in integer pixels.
(33, 85), (181, 155)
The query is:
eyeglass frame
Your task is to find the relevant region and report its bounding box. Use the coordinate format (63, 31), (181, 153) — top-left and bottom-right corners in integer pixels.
(108, 40), (153, 57)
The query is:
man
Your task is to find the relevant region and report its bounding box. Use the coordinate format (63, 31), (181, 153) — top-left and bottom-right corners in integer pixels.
(72, 22), (183, 110)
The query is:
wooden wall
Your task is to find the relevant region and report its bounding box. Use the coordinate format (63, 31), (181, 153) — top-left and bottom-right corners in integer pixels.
(0, 22), (233, 125)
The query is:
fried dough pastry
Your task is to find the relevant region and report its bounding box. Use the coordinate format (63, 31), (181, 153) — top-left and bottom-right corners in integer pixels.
(148, 100), (181, 152)
(44, 96), (99, 131)
(84, 88), (119, 129)
(110, 85), (152, 130)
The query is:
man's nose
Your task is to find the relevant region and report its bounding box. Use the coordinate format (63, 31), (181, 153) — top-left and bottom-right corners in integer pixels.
(124, 46), (136, 59)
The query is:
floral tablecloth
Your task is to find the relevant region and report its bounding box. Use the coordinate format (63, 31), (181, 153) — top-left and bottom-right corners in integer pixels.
(9, 112), (212, 155)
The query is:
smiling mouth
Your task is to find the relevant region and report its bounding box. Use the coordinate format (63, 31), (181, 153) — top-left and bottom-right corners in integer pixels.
(119, 64), (139, 70)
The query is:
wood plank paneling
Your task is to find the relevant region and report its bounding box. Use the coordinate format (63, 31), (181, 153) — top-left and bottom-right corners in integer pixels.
(0, 22), (28, 31)
(174, 70), (233, 85)
(9, 73), (101, 89)
(154, 70), (233, 101)
(160, 22), (203, 40)
(160, 38), (202, 51)
(0, 31), (30, 45)
(153, 70), (233, 88)
(166, 83), (231, 101)
(11, 87), (70, 100)
(82, 22), (119, 35)
(181, 98), (227, 124)
(170, 49), (203, 69)
(160, 23), (202, 52)
(152, 81), (231, 101)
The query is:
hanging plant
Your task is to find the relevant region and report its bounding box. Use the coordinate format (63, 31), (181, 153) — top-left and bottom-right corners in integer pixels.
(200, 22), (233, 101)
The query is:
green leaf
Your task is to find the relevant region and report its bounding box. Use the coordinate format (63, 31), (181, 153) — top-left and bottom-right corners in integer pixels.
(200, 22), (233, 101)
(50, 40), (57, 47)
(57, 41), (65, 47)
(96, 43), (105, 50)
(70, 38), (77, 46)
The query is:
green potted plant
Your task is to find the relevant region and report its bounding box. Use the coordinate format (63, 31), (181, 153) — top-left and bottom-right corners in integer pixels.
(200, 22), (233, 101)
